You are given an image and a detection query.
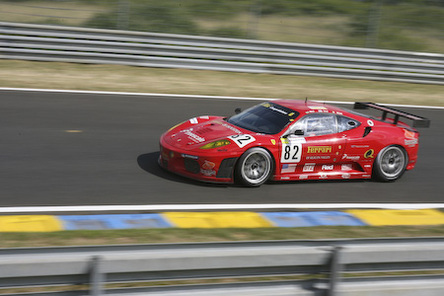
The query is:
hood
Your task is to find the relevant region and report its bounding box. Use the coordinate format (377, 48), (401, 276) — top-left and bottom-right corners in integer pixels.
(166, 119), (244, 150)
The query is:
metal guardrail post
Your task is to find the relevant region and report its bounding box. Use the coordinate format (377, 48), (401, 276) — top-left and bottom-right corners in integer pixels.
(89, 256), (104, 296)
(327, 246), (343, 296)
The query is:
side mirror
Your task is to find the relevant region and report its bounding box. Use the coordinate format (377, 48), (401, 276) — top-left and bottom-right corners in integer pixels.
(283, 129), (304, 138)
(294, 129), (304, 136)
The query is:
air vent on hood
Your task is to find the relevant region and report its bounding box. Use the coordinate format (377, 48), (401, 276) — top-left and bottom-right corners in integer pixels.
(196, 127), (213, 135)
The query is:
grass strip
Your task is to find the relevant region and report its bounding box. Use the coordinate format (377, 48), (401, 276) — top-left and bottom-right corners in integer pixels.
(1, 60), (443, 106)
(2, 225), (444, 248)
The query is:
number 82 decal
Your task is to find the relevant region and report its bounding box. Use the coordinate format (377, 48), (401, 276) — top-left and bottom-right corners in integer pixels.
(281, 139), (305, 163)
(228, 134), (256, 148)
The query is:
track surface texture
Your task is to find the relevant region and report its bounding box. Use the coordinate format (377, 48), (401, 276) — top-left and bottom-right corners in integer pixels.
(1, 89), (443, 207)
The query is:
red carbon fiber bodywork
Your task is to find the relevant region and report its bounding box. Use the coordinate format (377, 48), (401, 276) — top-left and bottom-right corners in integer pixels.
(159, 100), (422, 184)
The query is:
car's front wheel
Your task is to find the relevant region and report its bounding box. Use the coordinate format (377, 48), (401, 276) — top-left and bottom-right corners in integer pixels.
(373, 145), (407, 181)
(236, 147), (273, 187)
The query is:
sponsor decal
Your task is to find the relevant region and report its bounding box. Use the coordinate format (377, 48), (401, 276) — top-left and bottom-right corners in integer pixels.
(319, 173), (328, 179)
(280, 176), (290, 180)
(228, 134), (256, 148)
(199, 116), (209, 119)
(269, 106), (288, 115)
(367, 120), (374, 126)
(299, 175), (309, 180)
(308, 106), (327, 110)
(305, 109), (343, 115)
(183, 128), (205, 143)
(202, 160), (215, 170)
(200, 140), (231, 150)
(189, 118), (198, 124)
(342, 154), (360, 161)
(351, 145), (370, 148)
(322, 165), (334, 171)
(271, 139), (276, 145)
(404, 129), (416, 139)
(364, 149), (375, 159)
(261, 102), (290, 115)
(342, 173), (351, 179)
(201, 160), (216, 177)
(306, 156), (331, 160)
(364, 164), (372, 168)
(307, 146), (332, 153)
(303, 163), (315, 172)
(341, 164), (353, 171)
(403, 129), (418, 146)
(221, 122), (242, 134)
(281, 164), (297, 173)
(363, 174), (371, 178)
(405, 139), (418, 146)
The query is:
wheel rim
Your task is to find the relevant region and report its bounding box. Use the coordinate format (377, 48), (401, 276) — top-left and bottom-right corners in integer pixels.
(379, 147), (405, 179)
(241, 152), (270, 185)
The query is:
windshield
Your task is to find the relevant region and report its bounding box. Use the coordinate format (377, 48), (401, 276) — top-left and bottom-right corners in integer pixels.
(227, 102), (299, 134)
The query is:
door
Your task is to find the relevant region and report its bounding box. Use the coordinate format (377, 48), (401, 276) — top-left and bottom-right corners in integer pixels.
(278, 113), (346, 178)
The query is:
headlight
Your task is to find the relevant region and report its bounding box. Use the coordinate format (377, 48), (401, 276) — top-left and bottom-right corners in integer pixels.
(200, 139), (231, 149)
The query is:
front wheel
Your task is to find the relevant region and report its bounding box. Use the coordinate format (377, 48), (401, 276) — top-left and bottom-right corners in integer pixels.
(373, 145), (407, 182)
(235, 147), (273, 187)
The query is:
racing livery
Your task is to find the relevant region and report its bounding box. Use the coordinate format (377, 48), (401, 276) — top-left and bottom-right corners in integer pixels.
(159, 100), (430, 186)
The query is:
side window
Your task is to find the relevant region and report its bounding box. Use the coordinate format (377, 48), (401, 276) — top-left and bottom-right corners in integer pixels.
(292, 113), (337, 137)
(337, 115), (360, 132)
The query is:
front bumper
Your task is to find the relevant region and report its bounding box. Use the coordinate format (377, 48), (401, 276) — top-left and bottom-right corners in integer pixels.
(159, 138), (238, 184)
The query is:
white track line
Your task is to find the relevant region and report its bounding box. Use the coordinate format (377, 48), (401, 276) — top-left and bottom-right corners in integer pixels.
(1, 87), (444, 109)
(1, 204), (444, 214)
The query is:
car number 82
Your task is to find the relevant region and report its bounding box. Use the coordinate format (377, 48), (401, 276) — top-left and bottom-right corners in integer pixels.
(228, 134), (256, 148)
(281, 142), (303, 163)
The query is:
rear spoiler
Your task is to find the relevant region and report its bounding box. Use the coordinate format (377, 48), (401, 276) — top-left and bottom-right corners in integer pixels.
(354, 102), (430, 128)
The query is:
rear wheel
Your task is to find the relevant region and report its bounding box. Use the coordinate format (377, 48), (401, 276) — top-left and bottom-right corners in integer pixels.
(373, 145), (407, 181)
(236, 148), (273, 187)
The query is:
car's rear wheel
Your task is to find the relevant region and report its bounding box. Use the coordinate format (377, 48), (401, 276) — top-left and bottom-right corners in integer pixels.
(373, 145), (407, 181)
(236, 147), (273, 187)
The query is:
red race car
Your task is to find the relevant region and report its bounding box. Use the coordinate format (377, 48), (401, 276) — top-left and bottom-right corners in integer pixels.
(159, 100), (429, 186)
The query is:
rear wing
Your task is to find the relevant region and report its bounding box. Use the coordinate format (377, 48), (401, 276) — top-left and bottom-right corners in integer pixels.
(354, 102), (430, 128)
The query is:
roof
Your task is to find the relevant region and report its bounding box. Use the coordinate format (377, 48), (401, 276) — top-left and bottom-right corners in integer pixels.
(273, 99), (347, 114)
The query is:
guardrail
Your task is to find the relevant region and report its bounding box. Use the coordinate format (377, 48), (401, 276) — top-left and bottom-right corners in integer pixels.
(2, 237), (444, 296)
(1, 22), (444, 85)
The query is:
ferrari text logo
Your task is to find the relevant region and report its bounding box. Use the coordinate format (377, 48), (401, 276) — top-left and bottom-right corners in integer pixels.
(307, 146), (332, 153)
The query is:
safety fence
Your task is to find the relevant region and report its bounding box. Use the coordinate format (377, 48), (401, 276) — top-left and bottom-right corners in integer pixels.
(1, 237), (444, 296)
(2, 208), (444, 232)
(1, 22), (444, 85)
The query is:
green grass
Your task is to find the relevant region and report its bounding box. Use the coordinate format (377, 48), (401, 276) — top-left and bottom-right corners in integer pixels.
(1, 60), (443, 106)
(0, 1), (107, 26)
(2, 225), (444, 248)
(1, 0), (444, 53)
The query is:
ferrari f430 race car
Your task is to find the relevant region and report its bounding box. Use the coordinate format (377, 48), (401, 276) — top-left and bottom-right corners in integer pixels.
(159, 100), (430, 186)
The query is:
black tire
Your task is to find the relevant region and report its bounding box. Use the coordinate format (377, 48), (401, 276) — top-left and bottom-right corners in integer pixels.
(235, 147), (273, 187)
(373, 145), (407, 182)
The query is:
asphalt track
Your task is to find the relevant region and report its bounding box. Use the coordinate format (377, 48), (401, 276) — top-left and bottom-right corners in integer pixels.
(1, 89), (443, 207)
